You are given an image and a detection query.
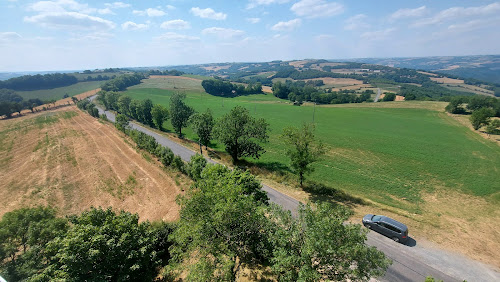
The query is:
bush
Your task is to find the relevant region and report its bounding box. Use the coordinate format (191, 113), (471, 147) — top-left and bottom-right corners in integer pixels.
(187, 154), (207, 180)
(158, 147), (174, 167)
(172, 155), (186, 174)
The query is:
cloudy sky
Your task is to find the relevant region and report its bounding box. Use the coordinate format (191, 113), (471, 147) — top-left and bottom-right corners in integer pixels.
(1, 0), (499, 71)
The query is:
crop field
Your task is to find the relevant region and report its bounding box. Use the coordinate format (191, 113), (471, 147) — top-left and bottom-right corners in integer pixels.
(17, 81), (103, 101)
(0, 107), (183, 221)
(123, 77), (500, 213)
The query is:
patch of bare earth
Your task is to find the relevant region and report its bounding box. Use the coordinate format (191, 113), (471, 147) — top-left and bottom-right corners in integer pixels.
(417, 71), (438, 77)
(378, 94), (406, 101)
(430, 77), (464, 84)
(0, 107), (184, 222)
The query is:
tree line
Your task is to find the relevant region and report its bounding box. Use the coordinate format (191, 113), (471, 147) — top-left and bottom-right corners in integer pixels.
(148, 69), (184, 76)
(201, 79), (263, 97)
(271, 80), (373, 105)
(100, 73), (145, 92)
(0, 89), (44, 118)
(445, 95), (500, 133)
(0, 73), (78, 91)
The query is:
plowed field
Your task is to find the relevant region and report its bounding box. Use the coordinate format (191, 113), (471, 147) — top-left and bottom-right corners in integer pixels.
(0, 106), (183, 221)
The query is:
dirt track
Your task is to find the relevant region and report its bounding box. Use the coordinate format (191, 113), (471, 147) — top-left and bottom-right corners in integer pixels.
(0, 107), (182, 221)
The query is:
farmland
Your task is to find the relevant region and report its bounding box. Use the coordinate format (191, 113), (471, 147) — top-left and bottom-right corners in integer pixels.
(0, 106), (184, 221)
(125, 76), (500, 212)
(17, 81), (103, 101)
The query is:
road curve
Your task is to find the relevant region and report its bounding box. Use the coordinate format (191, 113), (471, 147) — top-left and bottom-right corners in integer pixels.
(92, 99), (499, 282)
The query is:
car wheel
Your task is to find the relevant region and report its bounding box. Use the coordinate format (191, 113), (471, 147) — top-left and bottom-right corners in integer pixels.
(392, 237), (400, 243)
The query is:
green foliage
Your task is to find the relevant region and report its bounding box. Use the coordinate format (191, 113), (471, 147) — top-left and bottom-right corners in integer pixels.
(151, 104), (169, 130)
(0, 207), (68, 281)
(189, 109), (214, 153)
(0, 73), (78, 91)
(214, 106), (269, 163)
(157, 146), (175, 166)
(35, 207), (165, 281)
(202, 79), (262, 97)
(101, 73), (144, 92)
(170, 93), (194, 136)
(445, 96), (468, 114)
(382, 92), (396, 101)
(267, 203), (391, 281)
(187, 154), (207, 181)
(169, 164), (270, 280)
(282, 124), (325, 186)
(486, 119), (500, 135)
(138, 98), (154, 126)
(172, 155), (186, 173)
(117, 95), (132, 116)
(470, 108), (494, 130)
(115, 113), (129, 132)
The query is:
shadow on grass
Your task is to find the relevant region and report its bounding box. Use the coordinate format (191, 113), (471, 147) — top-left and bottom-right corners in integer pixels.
(303, 181), (365, 207)
(253, 161), (292, 173)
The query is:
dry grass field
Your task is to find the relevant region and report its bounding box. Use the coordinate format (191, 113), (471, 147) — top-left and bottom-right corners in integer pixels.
(430, 77), (465, 84)
(0, 107), (184, 221)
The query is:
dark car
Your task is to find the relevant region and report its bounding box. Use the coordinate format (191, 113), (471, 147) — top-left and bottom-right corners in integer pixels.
(362, 214), (409, 243)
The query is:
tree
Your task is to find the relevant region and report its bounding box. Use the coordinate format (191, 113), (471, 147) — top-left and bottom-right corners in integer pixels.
(267, 202), (391, 281)
(282, 123), (325, 187)
(36, 207), (164, 281)
(0, 207), (68, 281)
(137, 99), (154, 126)
(151, 104), (169, 130)
(115, 113), (129, 132)
(445, 96), (467, 114)
(486, 119), (500, 135)
(470, 107), (494, 130)
(170, 93), (194, 137)
(189, 109), (214, 154)
(168, 165), (270, 280)
(213, 106), (269, 163)
(117, 95), (132, 116)
(382, 93), (396, 101)
(187, 154), (207, 181)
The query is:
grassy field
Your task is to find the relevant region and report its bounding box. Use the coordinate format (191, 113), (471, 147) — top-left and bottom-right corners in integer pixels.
(123, 77), (500, 213)
(17, 81), (103, 101)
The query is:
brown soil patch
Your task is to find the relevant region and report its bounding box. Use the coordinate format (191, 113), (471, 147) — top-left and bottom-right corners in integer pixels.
(149, 75), (201, 81)
(378, 94), (405, 101)
(262, 86), (272, 93)
(439, 65), (460, 71)
(430, 77), (464, 84)
(200, 65), (231, 71)
(0, 107), (184, 222)
(309, 77), (364, 85)
(289, 60), (309, 68)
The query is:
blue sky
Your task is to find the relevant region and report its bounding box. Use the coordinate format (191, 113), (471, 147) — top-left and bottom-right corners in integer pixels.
(1, 0), (499, 71)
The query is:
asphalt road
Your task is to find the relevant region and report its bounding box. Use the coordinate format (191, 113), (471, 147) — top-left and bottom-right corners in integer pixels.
(92, 99), (499, 282)
(374, 88), (382, 102)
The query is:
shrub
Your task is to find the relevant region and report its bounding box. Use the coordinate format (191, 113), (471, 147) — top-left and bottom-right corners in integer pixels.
(172, 155), (186, 174)
(187, 154), (207, 180)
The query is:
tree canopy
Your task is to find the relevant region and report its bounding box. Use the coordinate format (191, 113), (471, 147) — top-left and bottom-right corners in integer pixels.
(170, 92), (194, 136)
(214, 106), (269, 163)
(189, 109), (214, 154)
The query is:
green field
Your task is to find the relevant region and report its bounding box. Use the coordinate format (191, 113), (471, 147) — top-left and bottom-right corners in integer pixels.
(17, 81), (103, 101)
(123, 77), (500, 212)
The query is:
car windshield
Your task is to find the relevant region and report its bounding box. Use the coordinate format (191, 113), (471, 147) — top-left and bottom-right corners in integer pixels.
(372, 215), (382, 222)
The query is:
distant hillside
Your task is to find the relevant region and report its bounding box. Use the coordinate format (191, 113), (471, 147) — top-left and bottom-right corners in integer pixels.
(344, 55), (500, 84)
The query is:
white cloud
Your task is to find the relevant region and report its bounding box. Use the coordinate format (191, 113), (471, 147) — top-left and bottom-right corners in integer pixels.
(271, 18), (302, 31)
(133, 8), (166, 17)
(202, 27), (245, 39)
(246, 17), (261, 24)
(28, 0), (96, 14)
(104, 2), (130, 9)
(291, 0), (344, 19)
(413, 3), (500, 27)
(98, 8), (114, 15)
(448, 18), (500, 33)
(160, 19), (190, 30)
(154, 32), (200, 43)
(165, 5), (175, 10)
(0, 32), (22, 42)
(69, 31), (114, 42)
(190, 7), (227, 20)
(122, 21), (148, 31)
(344, 14), (369, 30)
(361, 28), (396, 41)
(390, 6), (426, 21)
(246, 0), (291, 9)
(24, 12), (116, 30)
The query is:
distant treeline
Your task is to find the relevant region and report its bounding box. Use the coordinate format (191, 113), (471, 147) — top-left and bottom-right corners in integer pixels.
(445, 95), (500, 117)
(272, 80), (373, 105)
(148, 69), (184, 76)
(0, 73), (78, 91)
(83, 74), (115, 82)
(201, 79), (262, 97)
(101, 73), (145, 92)
(0, 88), (44, 118)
